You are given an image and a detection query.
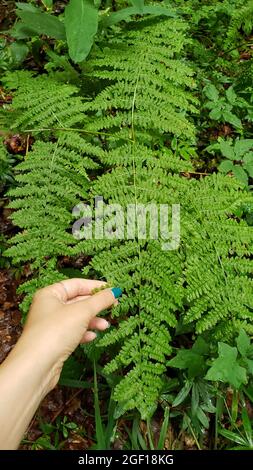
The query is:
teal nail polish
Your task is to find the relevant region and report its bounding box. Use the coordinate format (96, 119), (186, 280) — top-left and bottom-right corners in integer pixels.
(111, 287), (122, 299)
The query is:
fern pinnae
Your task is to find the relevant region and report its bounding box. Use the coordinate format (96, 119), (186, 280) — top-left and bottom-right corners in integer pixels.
(3, 16), (253, 418)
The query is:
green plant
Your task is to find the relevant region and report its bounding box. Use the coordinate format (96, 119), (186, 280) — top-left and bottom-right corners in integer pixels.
(22, 416), (78, 449)
(168, 338), (217, 432)
(0, 37), (29, 72)
(169, 330), (253, 392)
(203, 84), (248, 129)
(225, 0), (253, 52)
(55, 416), (78, 439)
(207, 138), (253, 186)
(8, 0), (176, 67)
(218, 391), (253, 450)
(93, 361), (118, 449)
(23, 434), (56, 450)
(167, 330), (253, 442)
(3, 10), (253, 425)
(206, 330), (253, 389)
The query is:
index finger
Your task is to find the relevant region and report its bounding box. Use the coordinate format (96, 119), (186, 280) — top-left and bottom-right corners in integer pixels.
(45, 279), (107, 302)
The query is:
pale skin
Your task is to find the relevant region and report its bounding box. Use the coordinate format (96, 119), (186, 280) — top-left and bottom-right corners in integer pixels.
(0, 278), (117, 450)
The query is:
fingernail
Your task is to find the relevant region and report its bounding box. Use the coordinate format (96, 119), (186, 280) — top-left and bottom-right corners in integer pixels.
(89, 332), (97, 341)
(105, 321), (110, 329)
(111, 287), (122, 299)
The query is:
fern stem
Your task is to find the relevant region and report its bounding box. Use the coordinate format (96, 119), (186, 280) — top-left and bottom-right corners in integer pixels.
(23, 127), (134, 142)
(130, 68), (143, 371)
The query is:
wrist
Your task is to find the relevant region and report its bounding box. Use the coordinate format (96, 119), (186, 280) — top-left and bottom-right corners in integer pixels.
(7, 329), (63, 395)
(0, 332), (61, 449)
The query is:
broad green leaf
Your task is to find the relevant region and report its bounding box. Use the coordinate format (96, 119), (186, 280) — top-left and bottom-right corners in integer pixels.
(167, 350), (191, 369)
(233, 166), (248, 186)
(168, 338), (209, 377)
(209, 108), (222, 120)
(65, 0), (98, 62)
(196, 407), (209, 428)
(9, 42), (29, 65)
(244, 358), (253, 375)
(243, 153), (253, 177)
(237, 329), (251, 357)
(244, 163), (253, 178)
(101, 7), (139, 26)
(16, 11), (66, 40)
(34, 436), (55, 450)
(219, 160), (234, 173)
(219, 428), (248, 446)
(205, 343), (247, 389)
(222, 110), (242, 128)
(204, 84), (219, 101)
(192, 337), (209, 355)
(205, 101), (218, 110)
(16, 2), (38, 12)
(9, 22), (38, 40)
(191, 382), (199, 416)
(234, 140), (253, 158)
(243, 152), (253, 164)
(172, 380), (192, 407)
(103, 4), (176, 27)
(226, 86), (237, 105)
(220, 140), (235, 160)
(142, 5), (177, 17)
(168, 349), (205, 377)
(130, 0), (145, 12)
(205, 142), (221, 153)
(65, 0), (98, 63)
(201, 401), (217, 413)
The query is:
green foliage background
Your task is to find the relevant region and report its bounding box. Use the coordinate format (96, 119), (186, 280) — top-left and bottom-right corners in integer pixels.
(1, 0), (253, 449)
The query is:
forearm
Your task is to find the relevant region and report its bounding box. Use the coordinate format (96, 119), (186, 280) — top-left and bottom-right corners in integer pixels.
(0, 333), (58, 450)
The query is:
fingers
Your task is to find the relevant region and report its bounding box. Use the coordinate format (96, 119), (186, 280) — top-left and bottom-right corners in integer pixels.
(88, 317), (110, 330)
(81, 331), (97, 343)
(43, 279), (107, 302)
(66, 295), (91, 304)
(83, 289), (118, 319)
(80, 318), (110, 343)
(64, 288), (117, 324)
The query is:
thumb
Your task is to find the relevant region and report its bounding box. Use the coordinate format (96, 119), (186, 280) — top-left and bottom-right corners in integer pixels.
(65, 288), (121, 324)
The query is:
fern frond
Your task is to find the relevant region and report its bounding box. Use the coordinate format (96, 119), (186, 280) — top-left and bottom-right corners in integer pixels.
(225, 0), (253, 49)
(3, 72), (86, 131)
(84, 18), (198, 140)
(5, 139), (90, 268)
(4, 15), (253, 419)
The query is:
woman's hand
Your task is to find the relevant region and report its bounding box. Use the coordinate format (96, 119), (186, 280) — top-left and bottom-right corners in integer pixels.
(21, 278), (120, 389)
(0, 279), (121, 449)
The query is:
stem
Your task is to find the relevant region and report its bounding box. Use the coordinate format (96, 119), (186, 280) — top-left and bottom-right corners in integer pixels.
(146, 420), (154, 450)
